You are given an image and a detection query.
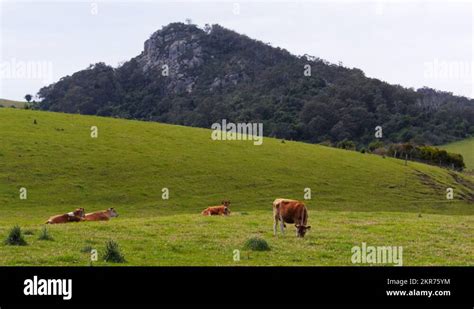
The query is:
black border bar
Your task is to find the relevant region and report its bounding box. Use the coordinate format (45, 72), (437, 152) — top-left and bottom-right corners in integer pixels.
(0, 267), (472, 306)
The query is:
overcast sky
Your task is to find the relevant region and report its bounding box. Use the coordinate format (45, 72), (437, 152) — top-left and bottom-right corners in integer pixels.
(1, 0), (473, 101)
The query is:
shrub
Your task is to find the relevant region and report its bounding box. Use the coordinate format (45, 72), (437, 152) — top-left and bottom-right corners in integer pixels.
(4, 225), (27, 246)
(336, 139), (356, 151)
(387, 143), (465, 171)
(103, 240), (126, 263)
(38, 227), (53, 241)
(368, 140), (384, 152)
(243, 237), (270, 251)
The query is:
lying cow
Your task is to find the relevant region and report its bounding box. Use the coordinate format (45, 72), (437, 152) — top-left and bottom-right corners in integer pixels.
(84, 208), (119, 221)
(45, 208), (85, 224)
(201, 200), (231, 216)
(273, 198), (311, 237)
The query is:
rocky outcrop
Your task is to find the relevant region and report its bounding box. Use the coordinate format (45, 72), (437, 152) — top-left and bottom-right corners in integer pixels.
(138, 23), (205, 93)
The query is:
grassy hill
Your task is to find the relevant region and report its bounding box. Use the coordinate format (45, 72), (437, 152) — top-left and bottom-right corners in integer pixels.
(0, 108), (472, 266)
(0, 99), (27, 109)
(441, 138), (474, 171)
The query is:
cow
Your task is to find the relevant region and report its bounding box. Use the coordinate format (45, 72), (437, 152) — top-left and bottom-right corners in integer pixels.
(201, 200), (231, 216)
(84, 208), (119, 221)
(273, 198), (311, 237)
(45, 208), (85, 224)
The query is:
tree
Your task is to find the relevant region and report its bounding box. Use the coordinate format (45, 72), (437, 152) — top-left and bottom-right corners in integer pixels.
(24, 94), (32, 103)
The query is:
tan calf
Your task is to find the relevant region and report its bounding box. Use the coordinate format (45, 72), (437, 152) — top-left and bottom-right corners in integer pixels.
(46, 208), (85, 224)
(201, 200), (231, 216)
(84, 208), (119, 221)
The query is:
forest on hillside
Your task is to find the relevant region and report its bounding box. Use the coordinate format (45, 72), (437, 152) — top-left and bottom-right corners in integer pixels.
(33, 23), (474, 148)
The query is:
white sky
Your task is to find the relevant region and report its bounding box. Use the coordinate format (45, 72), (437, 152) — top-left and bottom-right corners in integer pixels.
(1, 0), (473, 101)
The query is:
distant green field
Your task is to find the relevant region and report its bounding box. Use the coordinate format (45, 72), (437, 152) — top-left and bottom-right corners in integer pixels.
(441, 138), (474, 171)
(0, 99), (27, 109)
(0, 109), (472, 266)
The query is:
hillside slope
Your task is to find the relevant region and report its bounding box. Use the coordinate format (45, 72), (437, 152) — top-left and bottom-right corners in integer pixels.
(0, 99), (26, 109)
(1, 108), (472, 216)
(0, 109), (473, 266)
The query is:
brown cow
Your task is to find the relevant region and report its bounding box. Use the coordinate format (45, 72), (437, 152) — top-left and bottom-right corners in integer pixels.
(273, 198), (311, 237)
(84, 208), (119, 221)
(201, 200), (231, 216)
(45, 208), (85, 224)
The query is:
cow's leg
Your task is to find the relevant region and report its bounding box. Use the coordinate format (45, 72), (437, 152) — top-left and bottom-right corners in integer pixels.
(279, 214), (285, 235)
(273, 209), (278, 236)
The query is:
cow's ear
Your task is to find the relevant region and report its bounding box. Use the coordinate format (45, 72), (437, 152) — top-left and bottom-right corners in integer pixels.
(306, 226), (311, 230)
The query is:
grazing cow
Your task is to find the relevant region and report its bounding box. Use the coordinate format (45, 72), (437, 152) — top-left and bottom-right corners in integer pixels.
(84, 208), (119, 221)
(273, 198), (311, 237)
(45, 208), (85, 224)
(201, 200), (231, 216)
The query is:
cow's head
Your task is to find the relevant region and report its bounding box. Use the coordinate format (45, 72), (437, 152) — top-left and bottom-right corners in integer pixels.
(107, 207), (119, 217)
(295, 224), (311, 237)
(74, 208), (85, 218)
(221, 200), (231, 207)
(223, 206), (231, 215)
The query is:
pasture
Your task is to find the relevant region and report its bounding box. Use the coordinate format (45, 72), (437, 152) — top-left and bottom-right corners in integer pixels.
(0, 99), (27, 109)
(441, 137), (474, 171)
(0, 108), (472, 265)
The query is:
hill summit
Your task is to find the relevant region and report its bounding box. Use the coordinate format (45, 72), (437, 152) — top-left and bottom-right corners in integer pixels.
(35, 22), (474, 146)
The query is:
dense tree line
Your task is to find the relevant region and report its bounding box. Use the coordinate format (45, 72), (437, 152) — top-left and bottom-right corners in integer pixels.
(34, 23), (474, 147)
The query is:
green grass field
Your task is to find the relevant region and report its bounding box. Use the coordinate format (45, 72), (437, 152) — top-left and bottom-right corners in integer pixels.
(0, 99), (27, 109)
(0, 109), (473, 266)
(441, 138), (474, 171)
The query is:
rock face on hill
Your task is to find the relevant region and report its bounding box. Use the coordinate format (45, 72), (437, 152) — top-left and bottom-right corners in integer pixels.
(35, 22), (474, 146)
(138, 23), (204, 93)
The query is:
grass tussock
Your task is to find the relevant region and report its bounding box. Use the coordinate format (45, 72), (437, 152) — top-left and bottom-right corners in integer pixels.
(103, 240), (126, 263)
(243, 237), (271, 251)
(38, 227), (53, 241)
(4, 226), (27, 246)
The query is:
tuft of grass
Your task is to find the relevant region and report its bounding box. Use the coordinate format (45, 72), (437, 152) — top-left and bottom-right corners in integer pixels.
(243, 237), (270, 251)
(23, 229), (35, 235)
(38, 226), (53, 241)
(103, 240), (126, 263)
(4, 225), (27, 246)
